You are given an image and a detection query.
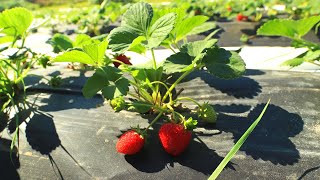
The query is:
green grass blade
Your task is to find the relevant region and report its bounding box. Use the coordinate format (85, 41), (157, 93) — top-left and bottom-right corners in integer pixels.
(208, 99), (271, 180)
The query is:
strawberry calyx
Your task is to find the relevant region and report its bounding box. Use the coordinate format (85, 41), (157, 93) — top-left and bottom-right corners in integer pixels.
(183, 117), (198, 130)
(131, 125), (147, 138)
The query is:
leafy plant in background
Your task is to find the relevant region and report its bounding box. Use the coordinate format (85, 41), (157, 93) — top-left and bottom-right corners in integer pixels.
(283, 0), (320, 19)
(257, 15), (320, 67)
(205, 0), (269, 22)
(66, 0), (129, 36)
(0, 7), (46, 153)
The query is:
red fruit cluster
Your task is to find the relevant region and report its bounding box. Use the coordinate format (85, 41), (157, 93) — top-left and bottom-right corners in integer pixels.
(113, 54), (132, 68)
(116, 123), (192, 156)
(236, 13), (248, 21)
(116, 130), (144, 155)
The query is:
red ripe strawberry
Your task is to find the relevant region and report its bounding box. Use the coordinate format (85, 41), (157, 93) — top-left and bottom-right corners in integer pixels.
(116, 130), (144, 155)
(158, 123), (192, 156)
(227, 6), (232, 12)
(236, 13), (248, 21)
(113, 54), (132, 68)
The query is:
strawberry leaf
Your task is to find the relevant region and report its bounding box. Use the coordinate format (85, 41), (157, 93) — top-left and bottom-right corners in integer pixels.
(172, 15), (208, 42)
(108, 2), (176, 52)
(187, 22), (217, 36)
(257, 16), (320, 38)
(122, 2), (153, 36)
(82, 69), (109, 98)
(108, 26), (139, 53)
(48, 33), (73, 53)
(181, 39), (218, 57)
(281, 58), (304, 67)
(102, 78), (130, 100)
(83, 40), (108, 67)
(148, 13), (176, 48)
(0, 7), (33, 37)
(163, 52), (193, 73)
(203, 47), (246, 79)
(54, 50), (95, 65)
(73, 34), (99, 48)
(54, 40), (108, 67)
(304, 50), (320, 61)
(82, 67), (129, 100)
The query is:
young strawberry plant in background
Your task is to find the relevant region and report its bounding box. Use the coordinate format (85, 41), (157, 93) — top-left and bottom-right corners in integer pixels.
(257, 15), (320, 68)
(0, 7), (49, 152)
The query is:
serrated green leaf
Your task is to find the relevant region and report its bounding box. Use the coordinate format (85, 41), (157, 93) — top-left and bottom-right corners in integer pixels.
(203, 47), (246, 79)
(173, 15), (208, 42)
(49, 33), (73, 53)
(54, 50), (95, 65)
(0, 7), (33, 37)
(108, 26), (139, 52)
(82, 67), (129, 99)
(128, 36), (147, 54)
(101, 78), (130, 100)
(281, 58), (304, 67)
(257, 16), (320, 38)
(304, 50), (320, 61)
(83, 40), (108, 66)
(122, 2), (153, 36)
(73, 34), (98, 48)
(82, 69), (109, 98)
(102, 66), (122, 82)
(187, 22), (217, 36)
(148, 13), (176, 48)
(0, 35), (14, 44)
(163, 52), (193, 73)
(181, 39), (218, 57)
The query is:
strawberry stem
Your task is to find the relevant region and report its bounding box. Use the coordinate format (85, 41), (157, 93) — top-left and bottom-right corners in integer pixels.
(175, 97), (201, 107)
(143, 111), (163, 133)
(151, 48), (157, 69)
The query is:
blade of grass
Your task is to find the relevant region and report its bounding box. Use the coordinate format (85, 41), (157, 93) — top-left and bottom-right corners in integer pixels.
(208, 99), (271, 180)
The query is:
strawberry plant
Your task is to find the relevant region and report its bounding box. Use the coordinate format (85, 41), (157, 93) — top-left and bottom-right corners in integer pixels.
(54, 2), (246, 155)
(257, 15), (320, 67)
(53, 4), (271, 173)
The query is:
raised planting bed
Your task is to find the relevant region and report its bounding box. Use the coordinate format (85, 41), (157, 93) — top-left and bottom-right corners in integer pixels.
(1, 66), (320, 179)
(188, 21), (320, 47)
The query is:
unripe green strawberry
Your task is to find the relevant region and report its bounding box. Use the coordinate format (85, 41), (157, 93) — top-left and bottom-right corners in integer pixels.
(197, 103), (217, 123)
(116, 130), (144, 155)
(110, 96), (125, 112)
(159, 123), (192, 156)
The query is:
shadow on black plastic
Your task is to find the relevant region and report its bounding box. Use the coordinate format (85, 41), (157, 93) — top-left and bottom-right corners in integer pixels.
(216, 103), (303, 165)
(0, 138), (20, 179)
(25, 111), (93, 179)
(38, 93), (103, 112)
(171, 70), (263, 99)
